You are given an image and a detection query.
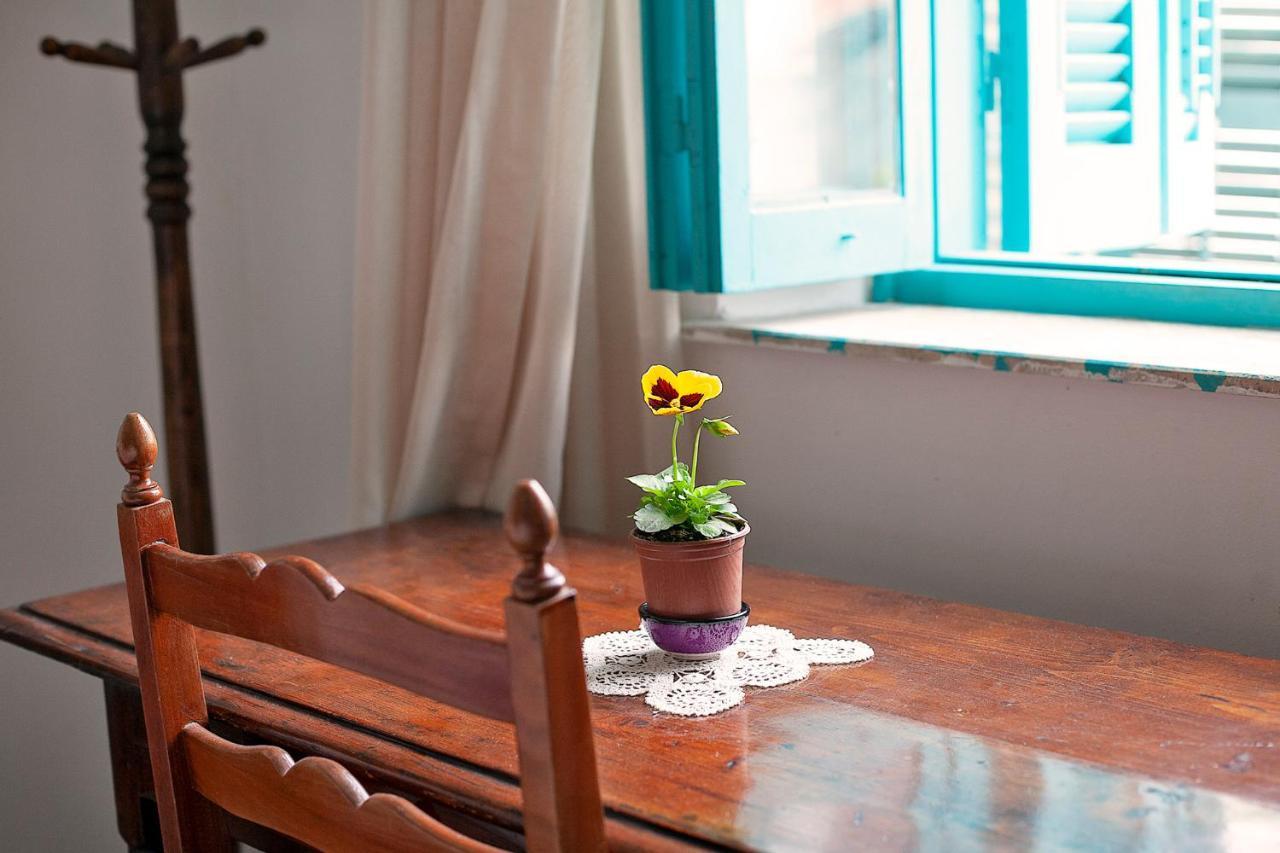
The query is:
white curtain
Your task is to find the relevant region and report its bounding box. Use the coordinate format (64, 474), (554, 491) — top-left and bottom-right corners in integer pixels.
(350, 0), (678, 530)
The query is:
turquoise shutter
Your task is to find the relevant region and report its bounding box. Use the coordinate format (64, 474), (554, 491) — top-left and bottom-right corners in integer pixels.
(1163, 0), (1218, 234)
(1001, 0), (1164, 253)
(641, 0), (934, 293)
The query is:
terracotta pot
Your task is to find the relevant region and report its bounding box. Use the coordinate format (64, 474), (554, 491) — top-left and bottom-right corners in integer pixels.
(632, 524), (749, 619)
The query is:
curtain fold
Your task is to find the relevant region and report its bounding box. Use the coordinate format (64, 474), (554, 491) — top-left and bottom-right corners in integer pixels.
(351, 0), (678, 531)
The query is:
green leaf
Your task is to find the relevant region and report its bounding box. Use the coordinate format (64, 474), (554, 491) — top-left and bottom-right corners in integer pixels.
(626, 473), (665, 491)
(692, 520), (719, 539)
(702, 491), (732, 504)
(693, 517), (736, 539)
(657, 463), (690, 484)
(695, 483), (743, 499)
(634, 504), (678, 533)
(716, 502), (737, 514)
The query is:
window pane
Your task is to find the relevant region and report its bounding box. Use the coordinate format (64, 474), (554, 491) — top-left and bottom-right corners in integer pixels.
(745, 0), (901, 205)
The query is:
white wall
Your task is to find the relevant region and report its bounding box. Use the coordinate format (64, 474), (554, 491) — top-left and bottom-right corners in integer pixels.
(0, 1), (362, 847)
(683, 338), (1280, 660)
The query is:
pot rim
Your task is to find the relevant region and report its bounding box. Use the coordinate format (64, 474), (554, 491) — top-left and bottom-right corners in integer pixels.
(630, 522), (750, 549)
(639, 601), (750, 625)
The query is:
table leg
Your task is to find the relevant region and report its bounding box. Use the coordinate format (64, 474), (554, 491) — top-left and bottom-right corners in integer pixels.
(103, 679), (163, 852)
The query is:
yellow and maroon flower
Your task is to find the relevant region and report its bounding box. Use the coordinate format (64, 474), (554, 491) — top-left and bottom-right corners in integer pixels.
(641, 365), (722, 416)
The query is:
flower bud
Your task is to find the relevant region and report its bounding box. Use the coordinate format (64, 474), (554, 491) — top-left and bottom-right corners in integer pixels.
(701, 417), (739, 437)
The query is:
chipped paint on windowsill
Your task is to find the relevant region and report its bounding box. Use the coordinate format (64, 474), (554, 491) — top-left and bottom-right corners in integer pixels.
(684, 306), (1280, 399)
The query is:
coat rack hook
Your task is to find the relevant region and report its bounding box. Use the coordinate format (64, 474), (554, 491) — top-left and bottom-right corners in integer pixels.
(40, 36), (137, 70)
(167, 28), (266, 71)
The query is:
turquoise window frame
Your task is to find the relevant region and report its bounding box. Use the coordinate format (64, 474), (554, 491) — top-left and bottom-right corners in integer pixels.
(873, 264), (1280, 330)
(641, 0), (719, 294)
(642, 0), (1280, 328)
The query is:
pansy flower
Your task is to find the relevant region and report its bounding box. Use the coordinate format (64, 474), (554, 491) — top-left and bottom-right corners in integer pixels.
(641, 365), (722, 415)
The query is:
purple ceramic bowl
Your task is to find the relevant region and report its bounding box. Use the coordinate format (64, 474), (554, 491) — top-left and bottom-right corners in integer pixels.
(639, 602), (750, 659)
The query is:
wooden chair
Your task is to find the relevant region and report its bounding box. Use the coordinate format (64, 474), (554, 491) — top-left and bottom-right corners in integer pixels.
(114, 412), (605, 852)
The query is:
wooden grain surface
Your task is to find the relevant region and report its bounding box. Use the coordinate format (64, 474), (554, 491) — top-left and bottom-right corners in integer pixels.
(144, 545), (514, 722)
(182, 723), (500, 853)
(4, 511), (1279, 850)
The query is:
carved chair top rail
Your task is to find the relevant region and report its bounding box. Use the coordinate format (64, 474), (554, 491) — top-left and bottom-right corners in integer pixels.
(143, 544), (515, 721)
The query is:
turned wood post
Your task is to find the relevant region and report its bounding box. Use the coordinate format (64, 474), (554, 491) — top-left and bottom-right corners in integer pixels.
(115, 413), (233, 851)
(42, 1), (266, 555)
(504, 481), (606, 852)
(131, 0), (213, 554)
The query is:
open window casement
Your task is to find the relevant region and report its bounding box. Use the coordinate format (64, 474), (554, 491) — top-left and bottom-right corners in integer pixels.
(1000, 0), (1165, 254)
(1164, 0), (1219, 235)
(642, 0), (933, 293)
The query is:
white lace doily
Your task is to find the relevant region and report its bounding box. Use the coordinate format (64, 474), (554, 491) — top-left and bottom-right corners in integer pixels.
(583, 624), (874, 716)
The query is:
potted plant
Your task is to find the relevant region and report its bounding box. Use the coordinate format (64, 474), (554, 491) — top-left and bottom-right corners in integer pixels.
(629, 365), (748, 629)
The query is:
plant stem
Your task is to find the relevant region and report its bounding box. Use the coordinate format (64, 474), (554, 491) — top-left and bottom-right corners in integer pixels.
(671, 415), (681, 477)
(691, 421), (703, 487)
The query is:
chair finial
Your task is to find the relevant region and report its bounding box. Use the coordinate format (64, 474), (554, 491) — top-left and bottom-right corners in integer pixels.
(117, 412), (163, 506)
(505, 479), (565, 602)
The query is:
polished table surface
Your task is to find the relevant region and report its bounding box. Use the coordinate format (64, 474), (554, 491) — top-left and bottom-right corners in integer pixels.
(3, 511), (1279, 850)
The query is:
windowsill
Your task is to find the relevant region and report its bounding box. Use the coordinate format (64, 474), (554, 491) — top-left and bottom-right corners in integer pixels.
(684, 305), (1280, 398)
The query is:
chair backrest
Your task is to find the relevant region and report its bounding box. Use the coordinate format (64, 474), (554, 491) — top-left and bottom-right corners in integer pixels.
(114, 413), (605, 852)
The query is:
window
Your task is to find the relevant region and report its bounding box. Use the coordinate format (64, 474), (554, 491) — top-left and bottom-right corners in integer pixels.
(641, 0), (1280, 327)
(642, 0), (932, 292)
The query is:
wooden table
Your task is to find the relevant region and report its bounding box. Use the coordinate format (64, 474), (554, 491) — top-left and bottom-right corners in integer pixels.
(3, 512), (1278, 851)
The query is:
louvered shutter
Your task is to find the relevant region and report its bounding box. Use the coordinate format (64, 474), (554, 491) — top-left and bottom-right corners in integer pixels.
(1000, 0), (1163, 253)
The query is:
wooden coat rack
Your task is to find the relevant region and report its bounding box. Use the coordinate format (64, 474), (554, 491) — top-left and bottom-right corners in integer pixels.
(41, 0), (265, 554)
